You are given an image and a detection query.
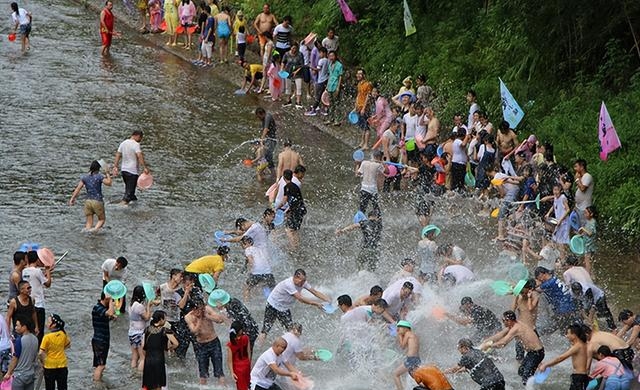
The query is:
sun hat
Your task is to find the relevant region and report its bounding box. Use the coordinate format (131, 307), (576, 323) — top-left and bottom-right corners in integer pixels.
(402, 76), (412, 85)
(421, 224), (441, 238)
(303, 32), (317, 46)
(207, 289), (230, 307)
(396, 320), (412, 329)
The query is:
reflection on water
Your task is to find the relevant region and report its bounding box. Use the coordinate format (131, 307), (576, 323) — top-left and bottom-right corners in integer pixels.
(0, 0), (637, 389)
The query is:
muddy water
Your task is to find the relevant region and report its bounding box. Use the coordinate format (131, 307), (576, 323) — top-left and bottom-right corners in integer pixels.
(0, 1), (637, 389)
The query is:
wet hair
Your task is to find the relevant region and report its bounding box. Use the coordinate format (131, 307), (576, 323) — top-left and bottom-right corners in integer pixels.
(290, 42), (299, 49)
(458, 338), (474, 349)
(372, 298), (388, 308)
(289, 322), (302, 333)
(283, 169), (293, 181)
(229, 320), (244, 344)
(568, 323), (587, 343)
(13, 251), (25, 266)
(436, 243), (452, 257)
(534, 266), (550, 278)
(402, 281), (414, 291)
(255, 107), (266, 116)
(18, 280), (30, 291)
(240, 236), (253, 246)
(90, 160), (101, 174)
(151, 310), (166, 326)
(132, 130), (144, 137)
(570, 282), (583, 293)
(169, 268), (183, 277)
(597, 345), (613, 357)
(574, 158), (587, 170)
(293, 165), (306, 174)
(131, 285), (146, 303)
(27, 251), (38, 264)
(236, 217), (248, 229)
(373, 150), (383, 159)
(503, 310), (517, 321)
(566, 255), (580, 266)
(499, 121), (510, 132)
(263, 208), (275, 217)
(262, 31), (272, 40)
(618, 309), (634, 322)
(370, 285), (383, 296)
(16, 318), (34, 333)
(10, 2), (18, 14)
(116, 256), (128, 268)
(293, 268), (306, 278)
(581, 324), (593, 336)
(337, 295), (352, 307)
(283, 139), (292, 147)
(217, 246), (230, 256)
(524, 279), (536, 290)
(460, 297), (473, 306)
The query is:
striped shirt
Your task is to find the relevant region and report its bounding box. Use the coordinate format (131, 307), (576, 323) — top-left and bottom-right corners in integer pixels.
(92, 301), (111, 344)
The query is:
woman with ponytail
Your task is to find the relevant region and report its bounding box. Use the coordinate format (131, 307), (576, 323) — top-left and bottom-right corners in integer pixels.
(39, 314), (71, 390)
(226, 321), (251, 390)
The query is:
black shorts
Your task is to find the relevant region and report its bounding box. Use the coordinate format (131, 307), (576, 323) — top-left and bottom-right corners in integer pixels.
(286, 209), (306, 230)
(518, 348), (544, 384)
(302, 66), (311, 83)
(245, 72), (264, 82)
(246, 273), (276, 288)
(415, 198), (434, 217)
(569, 373), (589, 390)
(92, 340), (109, 367)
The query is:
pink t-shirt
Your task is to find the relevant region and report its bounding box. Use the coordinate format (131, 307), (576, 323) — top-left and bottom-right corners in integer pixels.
(590, 356), (626, 378)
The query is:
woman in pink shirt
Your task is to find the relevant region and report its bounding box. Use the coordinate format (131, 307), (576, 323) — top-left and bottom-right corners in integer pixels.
(369, 87), (395, 139)
(178, 0), (196, 48)
(589, 345), (633, 390)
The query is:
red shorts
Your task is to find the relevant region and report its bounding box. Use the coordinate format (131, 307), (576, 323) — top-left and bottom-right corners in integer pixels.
(101, 32), (112, 47)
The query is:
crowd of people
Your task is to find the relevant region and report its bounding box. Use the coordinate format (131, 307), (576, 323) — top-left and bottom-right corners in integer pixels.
(5, 1), (639, 390)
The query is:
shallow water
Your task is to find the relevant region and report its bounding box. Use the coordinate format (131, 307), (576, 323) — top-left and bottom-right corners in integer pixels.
(0, 1), (638, 389)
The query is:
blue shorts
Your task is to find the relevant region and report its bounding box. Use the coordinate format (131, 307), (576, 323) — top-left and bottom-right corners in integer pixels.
(404, 356), (421, 370)
(0, 348), (11, 373)
(195, 338), (224, 378)
(19, 23), (31, 37)
(128, 332), (144, 347)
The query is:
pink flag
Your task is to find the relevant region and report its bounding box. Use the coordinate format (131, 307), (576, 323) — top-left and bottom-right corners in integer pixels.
(337, 0), (357, 24)
(598, 101), (622, 161)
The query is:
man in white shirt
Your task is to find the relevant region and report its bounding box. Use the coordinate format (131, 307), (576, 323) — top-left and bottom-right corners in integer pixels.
(357, 150), (386, 216)
(573, 158), (593, 224)
(466, 90), (480, 129)
(258, 269), (330, 342)
(226, 217), (269, 248)
(101, 257), (128, 309)
(281, 323), (317, 367)
(381, 281), (414, 320)
(112, 130), (150, 205)
(241, 236), (275, 301)
(21, 251), (51, 345)
(450, 127), (471, 192)
(250, 338), (299, 390)
(321, 27), (339, 52)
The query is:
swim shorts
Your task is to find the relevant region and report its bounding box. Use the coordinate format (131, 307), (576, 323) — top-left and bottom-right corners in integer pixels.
(246, 273), (276, 288)
(404, 356), (421, 371)
(128, 332), (144, 347)
(92, 340), (109, 367)
(285, 209), (305, 231)
(84, 199), (106, 219)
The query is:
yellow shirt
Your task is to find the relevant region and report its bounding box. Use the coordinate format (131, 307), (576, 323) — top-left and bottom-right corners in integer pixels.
(40, 331), (71, 369)
(233, 17), (246, 34)
(185, 255), (225, 274)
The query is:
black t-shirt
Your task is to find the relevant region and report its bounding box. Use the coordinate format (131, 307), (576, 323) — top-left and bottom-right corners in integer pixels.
(225, 298), (259, 340)
(284, 182), (305, 213)
(416, 163), (435, 193)
(469, 305), (501, 334)
(262, 113), (277, 140)
(360, 219), (382, 249)
(458, 348), (504, 386)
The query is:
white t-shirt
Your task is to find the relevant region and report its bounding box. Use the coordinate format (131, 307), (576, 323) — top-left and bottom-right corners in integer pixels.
(102, 258), (125, 280)
(358, 160), (384, 194)
(403, 113), (418, 140)
(563, 267), (603, 301)
(267, 277), (311, 312)
(468, 102), (480, 128)
(452, 139), (467, 164)
(416, 114), (427, 139)
(317, 57), (329, 84)
(128, 301), (147, 335)
(245, 245), (271, 275)
(251, 348), (283, 389)
(12, 9), (30, 25)
(275, 175), (301, 208)
(21, 267), (46, 308)
(244, 222), (269, 248)
(467, 138), (479, 162)
(237, 31), (246, 44)
(442, 265), (475, 284)
(321, 36), (339, 52)
(340, 305), (371, 324)
(159, 282), (181, 322)
(281, 331), (303, 365)
(574, 172), (594, 211)
(117, 139), (142, 174)
(382, 277), (421, 317)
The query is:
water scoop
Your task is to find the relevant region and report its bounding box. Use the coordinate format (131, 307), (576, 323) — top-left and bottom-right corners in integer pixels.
(509, 193), (541, 209)
(353, 210), (367, 224)
(491, 280), (513, 296)
(352, 149), (364, 162)
(570, 235), (585, 255)
(314, 349), (333, 362)
(199, 273), (216, 293)
(534, 367), (551, 384)
(274, 209), (285, 227)
(348, 111), (359, 124)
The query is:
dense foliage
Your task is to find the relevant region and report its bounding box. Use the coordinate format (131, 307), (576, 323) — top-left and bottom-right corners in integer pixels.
(239, 0), (640, 241)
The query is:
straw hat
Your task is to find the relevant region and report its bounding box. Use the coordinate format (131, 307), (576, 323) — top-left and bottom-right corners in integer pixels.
(303, 32), (317, 46)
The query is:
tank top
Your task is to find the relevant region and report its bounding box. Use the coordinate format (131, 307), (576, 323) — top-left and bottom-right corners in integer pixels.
(13, 295), (35, 327)
(7, 273), (19, 303)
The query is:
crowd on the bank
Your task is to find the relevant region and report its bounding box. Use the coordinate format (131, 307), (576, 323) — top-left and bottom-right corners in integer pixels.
(7, 1), (640, 390)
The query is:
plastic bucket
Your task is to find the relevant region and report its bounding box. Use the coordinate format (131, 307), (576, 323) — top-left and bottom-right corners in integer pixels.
(103, 280), (127, 299)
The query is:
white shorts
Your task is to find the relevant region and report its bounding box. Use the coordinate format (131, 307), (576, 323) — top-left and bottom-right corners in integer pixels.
(201, 41), (213, 58)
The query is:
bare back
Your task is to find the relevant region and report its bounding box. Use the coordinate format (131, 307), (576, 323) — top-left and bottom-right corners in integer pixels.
(513, 322), (544, 351)
(405, 331), (420, 357)
(277, 148), (302, 178)
(588, 331), (629, 353)
(425, 117), (440, 144)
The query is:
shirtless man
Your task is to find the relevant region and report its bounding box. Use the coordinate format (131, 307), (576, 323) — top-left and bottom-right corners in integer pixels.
(7, 251), (27, 303)
(276, 139), (303, 179)
(512, 279), (540, 330)
(422, 107), (440, 156)
(538, 324), (589, 390)
(480, 310), (545, 384)
(394, 320), (421, 390)
(184, 299), (226, 386)
(252, 3), (278, 56)
(584, 326), (634, 371)
(496, 120), (519, 161)
(353, 285), (383, 306)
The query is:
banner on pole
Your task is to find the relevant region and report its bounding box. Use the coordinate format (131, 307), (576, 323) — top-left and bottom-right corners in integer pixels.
(499, 78), (525, 128)
(403, 0), (416, 37)
(598, 101), (622, 161)
(337, 0), (357, 24)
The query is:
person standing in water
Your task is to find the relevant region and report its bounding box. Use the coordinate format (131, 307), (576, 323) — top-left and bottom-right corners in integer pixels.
(538, 324), (590, 390)
(393, 320), (421, 390)
(10, 2), (31, 52)
(69, 160), (113, 232)
(99, 1), (120, 56)
(112, 130), (150, 206)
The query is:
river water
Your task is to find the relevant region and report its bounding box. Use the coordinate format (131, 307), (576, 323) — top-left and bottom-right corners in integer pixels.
(1, 1), (638, 389)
